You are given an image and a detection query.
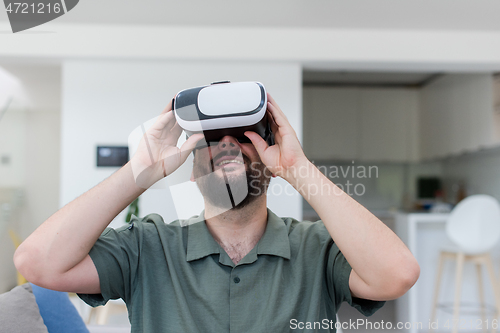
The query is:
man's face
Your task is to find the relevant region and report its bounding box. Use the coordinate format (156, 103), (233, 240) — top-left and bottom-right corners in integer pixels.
(192, 136), (271, 210)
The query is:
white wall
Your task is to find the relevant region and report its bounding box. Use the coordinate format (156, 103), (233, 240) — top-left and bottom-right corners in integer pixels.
(0, 64), (61, 292)
(61, 60), (303, 225)
(0, 106), (25, 293)
(5, 64), (62, 236)
(0, 110), (26, 188)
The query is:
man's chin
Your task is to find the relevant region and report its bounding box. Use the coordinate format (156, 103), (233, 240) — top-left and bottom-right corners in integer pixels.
(193, 158), (269, 211)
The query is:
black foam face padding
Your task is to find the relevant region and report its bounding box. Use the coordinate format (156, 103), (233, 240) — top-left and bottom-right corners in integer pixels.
(192, 113), (275, 150)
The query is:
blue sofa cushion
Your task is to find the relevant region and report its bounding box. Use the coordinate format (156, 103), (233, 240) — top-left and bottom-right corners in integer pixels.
(30, 283), (89, 333)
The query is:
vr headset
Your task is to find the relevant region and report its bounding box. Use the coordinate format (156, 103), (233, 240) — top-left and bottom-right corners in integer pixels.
(173, 81), (274, 149)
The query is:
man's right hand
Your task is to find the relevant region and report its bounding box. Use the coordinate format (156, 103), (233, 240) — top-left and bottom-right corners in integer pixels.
(131, 100), (204, 188)
(14, 101), (202, 294)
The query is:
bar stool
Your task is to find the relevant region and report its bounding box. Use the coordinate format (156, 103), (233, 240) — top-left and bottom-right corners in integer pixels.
(430, 195), (500, 333)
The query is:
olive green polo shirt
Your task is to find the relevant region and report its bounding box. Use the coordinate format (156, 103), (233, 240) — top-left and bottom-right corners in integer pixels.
(78, 209), (384, 332)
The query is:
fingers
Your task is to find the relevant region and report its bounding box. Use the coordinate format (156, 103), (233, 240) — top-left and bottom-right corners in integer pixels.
(179, 133), (205, 161)
(267, 93), (284, 119)
(270, 120), (282, 146)
(244, 131), (269, 157)
(266, 98), (297, 140)
(161, 99), (174, 115)
(154, 110), (176, 132)
(167, 121), (183, 145)
(266, 100), (288, 128)
(267, 108), (278, 128)
(267, 93), (296, 131)
(267, 102), (295, 140)
(156, 133), (203, 178)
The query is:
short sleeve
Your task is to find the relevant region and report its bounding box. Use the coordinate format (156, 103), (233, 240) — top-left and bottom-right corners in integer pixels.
(326, 241), (385, 316)
(78, 219), (142, 307)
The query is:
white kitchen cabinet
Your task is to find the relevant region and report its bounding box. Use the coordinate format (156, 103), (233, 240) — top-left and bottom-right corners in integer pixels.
(359, 88), (419, 162)
(305, 74), (499, 163)
(303, 87), (359, 161)
(420, 81), (445, 159)
(420, 74), (496, 160)
(467, 75), (496, 150)
(491, 74), (500, 143)
(303, 86), (419, 162)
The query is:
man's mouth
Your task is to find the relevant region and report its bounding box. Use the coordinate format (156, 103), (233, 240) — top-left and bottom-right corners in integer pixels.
(216, 159), (244, 167)
(212, 152), (246, 170)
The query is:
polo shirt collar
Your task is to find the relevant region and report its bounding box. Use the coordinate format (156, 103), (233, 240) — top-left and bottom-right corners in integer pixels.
(186, 211), (220, 262)
(186, 209), (291, 262)
(256, 209), (291, 259)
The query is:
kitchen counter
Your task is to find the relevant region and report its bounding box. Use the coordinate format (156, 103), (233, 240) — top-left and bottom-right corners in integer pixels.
(394, 212), (449, 333)
(394, 212), (500, 333)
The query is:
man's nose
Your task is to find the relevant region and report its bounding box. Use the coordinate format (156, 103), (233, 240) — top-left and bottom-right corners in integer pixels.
(217, 136), (239, 150)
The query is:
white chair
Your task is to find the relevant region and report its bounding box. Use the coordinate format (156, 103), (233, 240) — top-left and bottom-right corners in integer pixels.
(430, 195), (500, 333)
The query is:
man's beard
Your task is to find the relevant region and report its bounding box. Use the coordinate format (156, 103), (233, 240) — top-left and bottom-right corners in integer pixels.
(193, 150), (271, 211)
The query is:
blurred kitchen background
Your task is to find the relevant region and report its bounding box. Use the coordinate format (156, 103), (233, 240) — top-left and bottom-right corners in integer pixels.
(302, 72), (500, 221)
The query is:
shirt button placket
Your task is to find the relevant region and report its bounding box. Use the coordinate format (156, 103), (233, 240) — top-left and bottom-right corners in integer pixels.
(229, 268), (242, 332)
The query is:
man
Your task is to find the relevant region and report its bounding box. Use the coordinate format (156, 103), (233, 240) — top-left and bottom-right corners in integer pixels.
(14, 93), (419, 332)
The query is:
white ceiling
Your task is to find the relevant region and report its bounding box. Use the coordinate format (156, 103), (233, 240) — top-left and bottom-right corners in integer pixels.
(1, 1), (500, 83)
(1, 0), (500, 31)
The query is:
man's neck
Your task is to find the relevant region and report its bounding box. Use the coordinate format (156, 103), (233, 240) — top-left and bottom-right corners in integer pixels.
(204, 197), (268, 265)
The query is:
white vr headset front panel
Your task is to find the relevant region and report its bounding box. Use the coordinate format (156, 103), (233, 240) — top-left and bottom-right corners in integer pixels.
(175, 104), (267, 132)
(174, 81), (267, 133)
(197, 82), (262, 116)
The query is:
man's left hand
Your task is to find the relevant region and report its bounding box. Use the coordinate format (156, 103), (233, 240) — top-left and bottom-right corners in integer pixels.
(244, 93), (310, 183)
